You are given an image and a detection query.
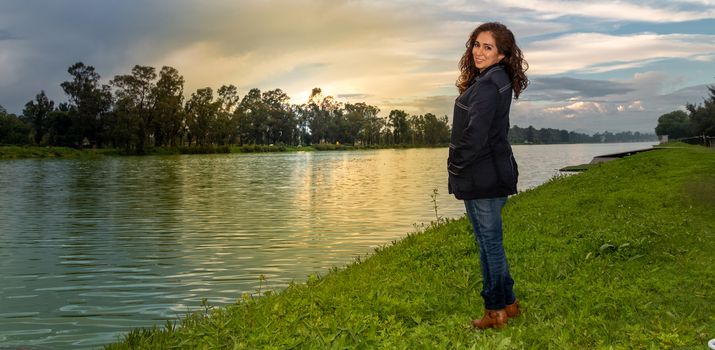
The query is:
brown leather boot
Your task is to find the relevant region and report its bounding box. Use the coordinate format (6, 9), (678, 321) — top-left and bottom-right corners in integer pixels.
(505, 299), (521, 318)
(472, 309), (508, 329)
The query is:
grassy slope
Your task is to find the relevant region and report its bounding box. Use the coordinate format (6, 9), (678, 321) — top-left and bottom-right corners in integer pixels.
(107, 146), (714, 349)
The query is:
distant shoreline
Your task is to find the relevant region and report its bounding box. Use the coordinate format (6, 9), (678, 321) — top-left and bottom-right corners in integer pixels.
(0, 144), (445, 160)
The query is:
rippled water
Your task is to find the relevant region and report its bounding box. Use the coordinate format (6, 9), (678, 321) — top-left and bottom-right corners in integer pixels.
(0, 143), (654, 348)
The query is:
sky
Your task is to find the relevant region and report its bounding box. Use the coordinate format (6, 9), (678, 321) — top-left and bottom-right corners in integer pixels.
(1, 0), (714, 133)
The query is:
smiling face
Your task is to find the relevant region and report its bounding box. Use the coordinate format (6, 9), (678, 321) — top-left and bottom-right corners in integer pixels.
(472, 31), (505, 71)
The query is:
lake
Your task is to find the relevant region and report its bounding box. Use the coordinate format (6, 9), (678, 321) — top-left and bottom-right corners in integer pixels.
(0, 142), (655, 348)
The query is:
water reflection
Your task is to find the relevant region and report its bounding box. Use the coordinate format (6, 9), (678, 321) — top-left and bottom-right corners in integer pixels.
(0, 142), (655, 348)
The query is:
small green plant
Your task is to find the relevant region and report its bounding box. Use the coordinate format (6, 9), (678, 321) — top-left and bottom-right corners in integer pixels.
(430, 187), (441, 223)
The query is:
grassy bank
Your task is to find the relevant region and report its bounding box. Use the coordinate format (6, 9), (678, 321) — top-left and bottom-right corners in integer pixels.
(105, 145), (714, 349)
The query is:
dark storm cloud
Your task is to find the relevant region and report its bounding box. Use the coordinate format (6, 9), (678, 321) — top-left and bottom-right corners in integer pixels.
(0, 1), (177, 113)
(525, 77), (636, 101)
(0, 29), (16, 40)
(665, 84), (712, 105)
(0, 0), (427, 114)
(2, 0), (421, 62)
(1, 1), (165, 56)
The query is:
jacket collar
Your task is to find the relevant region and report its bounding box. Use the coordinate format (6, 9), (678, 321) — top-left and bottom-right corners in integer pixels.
(475, 63), (505, 82)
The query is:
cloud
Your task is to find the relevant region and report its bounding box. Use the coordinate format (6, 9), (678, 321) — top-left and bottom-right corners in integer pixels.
(526, 77), (635, 101)
(500, 0), (715, 22)
(134, 1), (440, 97)
(693, 54), (715, 62)
(526, 32), (715, 75)
(379, 95), (455, 118)
(511, 71), (712, 133)
(627, 100), (645, 111)
(544, 101), (610, 115)
(0, 0), (444, 111)
(0, 29), (16, 41)
(336, 94), (373, 100)
(0, 0), (713, 136)
(511, 99), (654, 132)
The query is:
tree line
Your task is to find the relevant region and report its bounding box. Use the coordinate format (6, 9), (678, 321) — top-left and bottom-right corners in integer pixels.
(508, 125), (655, 144)
(1, 62), (664, 151)
(0, 62), (450, 152)
(655, 83), (715, 139)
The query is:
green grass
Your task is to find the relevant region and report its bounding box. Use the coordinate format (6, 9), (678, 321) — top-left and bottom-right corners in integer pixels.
(103, 145), (711, 348)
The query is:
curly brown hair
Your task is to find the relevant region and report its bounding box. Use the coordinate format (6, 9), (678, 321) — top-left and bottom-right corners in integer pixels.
(456, 22), (529, 98)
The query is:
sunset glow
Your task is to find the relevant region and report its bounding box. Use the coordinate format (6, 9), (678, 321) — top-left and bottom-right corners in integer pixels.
(1, 0), (714, 132)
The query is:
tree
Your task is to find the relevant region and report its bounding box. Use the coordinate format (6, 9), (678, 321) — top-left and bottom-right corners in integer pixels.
(559, 129), (569, 143)
(344, 102), (379, 145)
(356, 104), (383, 146)
(46, 104), (73, 146)
(213, 84), (240, 145)
(305, 88), (344, 144)
(60, 62), (113, 147)
(305, 88), (327, 144)
(110, 65), (157, 152)
(108, 96), (140, 151)
(236, 88), (265, 145)
(261, 89), (296, 145)
(22, 91), (54, 144)
(525, 125), (536, 143)
(152, 66), (185, 147)
(295, 88), (325, 145)
(388, 109), (410, 144)
(508, 125), (524, 144)
(686, 84), (715, 136)
(294, 105), (311, 146)
(655, 110), (691, 138)
(422, 113), (450, 145)
(409, 114), (425, 145)
(0, 109), (31, 145)
(185, 87), (217, 146)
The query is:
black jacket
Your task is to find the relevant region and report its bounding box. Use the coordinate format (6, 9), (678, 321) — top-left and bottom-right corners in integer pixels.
(447, 63), (518, 200)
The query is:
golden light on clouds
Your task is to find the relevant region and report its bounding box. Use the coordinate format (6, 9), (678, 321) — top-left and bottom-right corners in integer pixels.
(126, 0), (465, 113)
(2, 0), (714, 132)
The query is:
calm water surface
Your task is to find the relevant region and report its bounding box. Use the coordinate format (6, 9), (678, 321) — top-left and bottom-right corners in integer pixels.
(0, 142), (655, 348)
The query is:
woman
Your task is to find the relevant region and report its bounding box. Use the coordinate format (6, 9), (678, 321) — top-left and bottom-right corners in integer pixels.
(447, 22), (528, 330)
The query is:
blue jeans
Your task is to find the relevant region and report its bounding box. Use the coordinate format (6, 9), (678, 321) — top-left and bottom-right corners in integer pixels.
(464, 197), (516, 310)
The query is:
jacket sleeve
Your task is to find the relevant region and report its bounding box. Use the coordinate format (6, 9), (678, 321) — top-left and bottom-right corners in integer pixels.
(448, 81), (498, 175)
